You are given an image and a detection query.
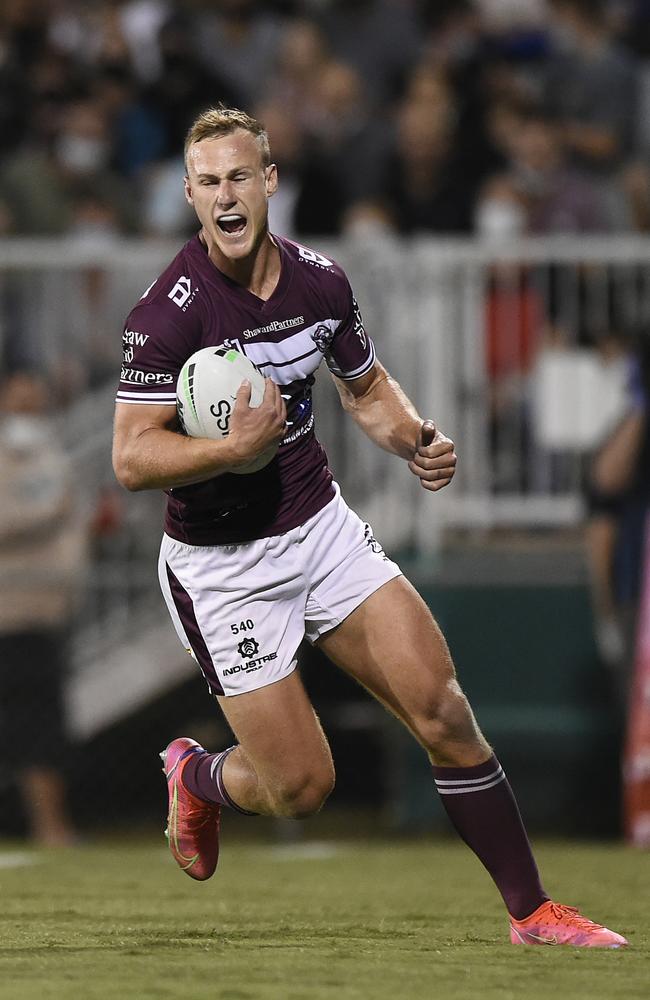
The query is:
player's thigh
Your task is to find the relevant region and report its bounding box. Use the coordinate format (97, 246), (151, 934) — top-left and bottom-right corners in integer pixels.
(216, 669), (334, 795)
(316, 575), (461, 733)
(158, 532), (305, 697)
(159, 533), (334, 794)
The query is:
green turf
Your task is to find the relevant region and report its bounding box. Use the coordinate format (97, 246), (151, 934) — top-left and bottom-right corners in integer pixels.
(0, 831), (647, 1000)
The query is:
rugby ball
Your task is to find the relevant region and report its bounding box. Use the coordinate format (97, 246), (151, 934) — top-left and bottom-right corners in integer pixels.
(177, 347), (277, 474)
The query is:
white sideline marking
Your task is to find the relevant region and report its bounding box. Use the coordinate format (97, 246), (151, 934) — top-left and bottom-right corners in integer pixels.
(0, 852), (41, 869)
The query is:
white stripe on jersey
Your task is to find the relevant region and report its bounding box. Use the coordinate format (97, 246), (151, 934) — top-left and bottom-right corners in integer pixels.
(116, 394), (176, 405)
(245, 320), (339, 366)
(117, 390), (177, 399)
(328, 342), (376, 380)
(244, 323), (334, 383)
(244, 318), (373, 384)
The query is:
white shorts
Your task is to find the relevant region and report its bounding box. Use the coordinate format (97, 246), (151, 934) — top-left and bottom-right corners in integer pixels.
(158, 487), (402, 696)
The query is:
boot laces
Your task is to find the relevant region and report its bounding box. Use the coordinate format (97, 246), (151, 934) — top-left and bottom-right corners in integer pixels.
(549, 903), (603, 930)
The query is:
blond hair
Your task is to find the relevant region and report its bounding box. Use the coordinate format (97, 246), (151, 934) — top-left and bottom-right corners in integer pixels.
(184, 105), (270, 171)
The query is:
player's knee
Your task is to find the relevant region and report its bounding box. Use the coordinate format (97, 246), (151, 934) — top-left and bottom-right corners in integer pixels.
(273, 764), (335, 819)
(412, 679), (477, 752)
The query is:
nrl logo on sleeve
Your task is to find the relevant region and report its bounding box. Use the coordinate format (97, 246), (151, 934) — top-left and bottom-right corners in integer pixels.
(168, 275), (198, 310)
(352, 297), (367, 348)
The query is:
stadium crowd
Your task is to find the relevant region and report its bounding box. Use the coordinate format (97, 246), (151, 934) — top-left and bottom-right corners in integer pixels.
(2, 0), (650, 240)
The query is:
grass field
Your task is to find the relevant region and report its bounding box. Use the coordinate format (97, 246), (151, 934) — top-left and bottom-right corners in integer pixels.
(0, 826), (648, 1000)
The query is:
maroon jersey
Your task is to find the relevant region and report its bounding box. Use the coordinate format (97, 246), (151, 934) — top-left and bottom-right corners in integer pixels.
(116, 234), (375, 544)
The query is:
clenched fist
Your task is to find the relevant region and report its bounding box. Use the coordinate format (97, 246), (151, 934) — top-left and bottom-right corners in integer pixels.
(407, 420), (457, 492)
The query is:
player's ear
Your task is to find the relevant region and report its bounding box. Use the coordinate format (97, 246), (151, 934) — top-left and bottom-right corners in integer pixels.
(184, 174), (193, 206)
(265, 163), (278, 198)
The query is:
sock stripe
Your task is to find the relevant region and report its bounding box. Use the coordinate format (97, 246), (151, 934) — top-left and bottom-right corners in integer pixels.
(436, 773), (507, 795)
(210, 749), (231, 801)
(434, 764), (504, 786)
(210, 746), (257, 816)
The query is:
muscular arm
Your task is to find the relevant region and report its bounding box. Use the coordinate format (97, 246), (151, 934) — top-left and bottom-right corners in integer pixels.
(332, 360), (457, 491)
(332, 361), (421, 458)
(112, 379), (287, 491)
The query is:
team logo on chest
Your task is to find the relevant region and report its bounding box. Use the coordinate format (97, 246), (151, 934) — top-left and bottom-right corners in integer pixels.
(311, 323), (336, 353)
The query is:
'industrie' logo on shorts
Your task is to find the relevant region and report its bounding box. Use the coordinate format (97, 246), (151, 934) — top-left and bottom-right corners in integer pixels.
(224, 637), (278, 677)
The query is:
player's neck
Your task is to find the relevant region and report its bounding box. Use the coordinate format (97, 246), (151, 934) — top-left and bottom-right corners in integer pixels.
(201, 229), (281, 301)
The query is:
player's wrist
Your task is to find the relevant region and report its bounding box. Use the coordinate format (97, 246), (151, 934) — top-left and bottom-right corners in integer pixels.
(219, 432), (259, 471)
(213, 434), (244, 471)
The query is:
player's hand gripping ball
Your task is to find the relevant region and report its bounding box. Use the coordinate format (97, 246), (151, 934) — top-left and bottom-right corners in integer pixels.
(176, 347), (278, 474)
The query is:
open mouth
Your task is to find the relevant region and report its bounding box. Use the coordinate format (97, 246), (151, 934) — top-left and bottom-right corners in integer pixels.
(217, 214), (247, 236)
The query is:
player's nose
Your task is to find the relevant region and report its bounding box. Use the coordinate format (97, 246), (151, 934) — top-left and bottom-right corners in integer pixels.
(216, 181), (236, 206)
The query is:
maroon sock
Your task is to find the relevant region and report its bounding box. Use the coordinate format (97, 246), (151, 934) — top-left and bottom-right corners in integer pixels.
(432, 754), (548, 920)
(182, 746), (256, 815)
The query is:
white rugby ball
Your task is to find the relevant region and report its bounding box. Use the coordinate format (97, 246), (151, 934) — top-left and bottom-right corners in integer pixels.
(177, 347), (277, 474)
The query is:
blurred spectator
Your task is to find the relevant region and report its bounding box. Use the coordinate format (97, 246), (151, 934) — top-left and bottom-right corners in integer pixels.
(95, 65), (166, 179)
(621, 160), (650, 231)
(1, 0), (49, 67)
(420, 3), (519, 192)
(317, 0), (421, 108)
(0, 16), (30, 156)
(586, 340), (650, 688)
(146, 12), (237, 156)
(265, 17), (329, 127)
(507, 113), (618, 233)
(116, 0), (172, 83)
(475, 173), (527, 239)
(141, 156), (195, 237)
(193, 0), (286, 109)
(255, 99), (305, 238)
(0, 370), (89, 845)
(615, 0), (650, 57)
(0, 96), (137, 234)
(385, 96), (474, 234)
(544, 0), (638, 175)
(474, 0), (547, 31)
(296, 61), (391, 234)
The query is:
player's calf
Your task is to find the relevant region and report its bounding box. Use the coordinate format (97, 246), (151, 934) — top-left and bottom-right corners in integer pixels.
(179, 740), (335, 819)
(265, 764), (336, 818)
(409, 677), (489, 767)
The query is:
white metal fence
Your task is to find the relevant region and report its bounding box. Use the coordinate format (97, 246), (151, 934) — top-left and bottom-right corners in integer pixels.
(1, 235), (647, 666)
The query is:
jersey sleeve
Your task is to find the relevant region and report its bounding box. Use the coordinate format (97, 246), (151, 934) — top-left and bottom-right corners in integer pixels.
(325, 279), (375, 381)
(116, 298), (199, 406)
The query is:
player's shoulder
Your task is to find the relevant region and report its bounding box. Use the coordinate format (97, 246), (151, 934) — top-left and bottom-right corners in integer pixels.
(277, 235), (351, 293)
(126, 235), (205, 332)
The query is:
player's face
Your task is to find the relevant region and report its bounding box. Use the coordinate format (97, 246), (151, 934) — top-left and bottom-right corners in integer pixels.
(184, 130), (277, 263)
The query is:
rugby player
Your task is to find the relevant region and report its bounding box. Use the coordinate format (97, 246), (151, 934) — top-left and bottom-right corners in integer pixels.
(112, 106), (627, 948)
